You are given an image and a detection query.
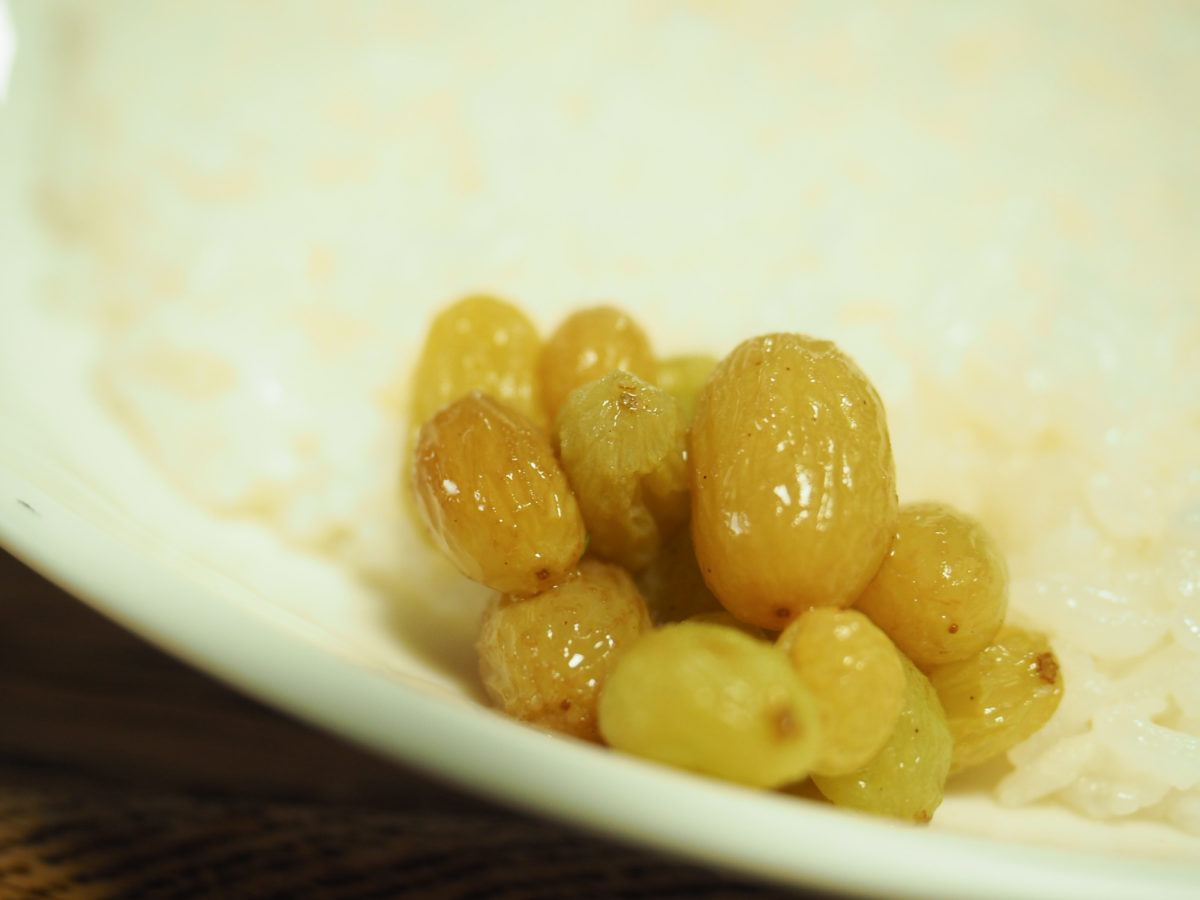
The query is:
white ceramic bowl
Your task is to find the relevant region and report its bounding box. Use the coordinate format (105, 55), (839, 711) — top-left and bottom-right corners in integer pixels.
(2, 3), (1198, 896)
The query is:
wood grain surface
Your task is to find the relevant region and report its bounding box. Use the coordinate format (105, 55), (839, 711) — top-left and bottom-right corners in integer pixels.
(0, 549), (818, 899)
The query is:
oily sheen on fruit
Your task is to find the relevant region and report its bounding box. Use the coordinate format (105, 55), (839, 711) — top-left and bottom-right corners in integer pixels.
(689, 333), (898, 629)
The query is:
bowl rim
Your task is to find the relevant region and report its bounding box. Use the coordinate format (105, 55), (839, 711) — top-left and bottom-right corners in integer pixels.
(2, 441), (1198, 900)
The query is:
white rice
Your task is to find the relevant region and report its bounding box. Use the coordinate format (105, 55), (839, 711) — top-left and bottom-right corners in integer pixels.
(883, 313), (1200, 831)
(8, 0), (1199, 835)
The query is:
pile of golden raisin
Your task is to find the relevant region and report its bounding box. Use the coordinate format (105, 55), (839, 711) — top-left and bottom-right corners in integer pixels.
(409, 296), (1063, 823)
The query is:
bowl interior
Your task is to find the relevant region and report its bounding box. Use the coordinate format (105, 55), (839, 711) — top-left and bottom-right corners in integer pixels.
(2, 3), (1199, 896)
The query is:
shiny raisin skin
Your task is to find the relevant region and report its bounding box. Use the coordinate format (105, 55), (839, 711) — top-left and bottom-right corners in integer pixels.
(812, 655), (953, 823)
(413, 392), (585, 595)
(690, 333), (898, 629)
(477, 559), (652, 742)
(410, 294), (544, 429)
(855, 501), (1008, 670)
(539, 305), (657, 423)
(555, 371), (689, 572)
(927, 626), (1063, 773)
(777, 608), (906, 776)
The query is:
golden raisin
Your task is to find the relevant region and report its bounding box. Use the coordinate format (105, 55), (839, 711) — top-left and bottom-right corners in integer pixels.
(635, 526), (724, 624)
(777, 608), (906, 777)
(539, 305), (657, 422)
(409, 294), (544, 429)
(477, 559), (652, 742)
(812, 655), (953, 823)
(855, 501), (1008, 670)
(685, 609), (770, 640)
(657, 353), (718, 426)
(690, 333), (898, 628)
(927, 626), (1064, 774)
(598, 622), (821, 788)
(555, 371), (689, 572)
(413, 392), (585, 595)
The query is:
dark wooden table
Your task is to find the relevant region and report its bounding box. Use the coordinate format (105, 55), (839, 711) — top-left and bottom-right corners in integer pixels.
(0, 549), (822, 899)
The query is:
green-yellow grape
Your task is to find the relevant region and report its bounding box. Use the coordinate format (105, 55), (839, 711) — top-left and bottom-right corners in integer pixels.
(855, 501), (1008, 670)
(598, 622), (821, 788)
(685, 609), (770, 640)
(555, 371), (689, 572)
(927, 626), (1064, 774)
(778, 608), (906, 777)
(657, 353), (718, 426)
(812, 656), (953, 823)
